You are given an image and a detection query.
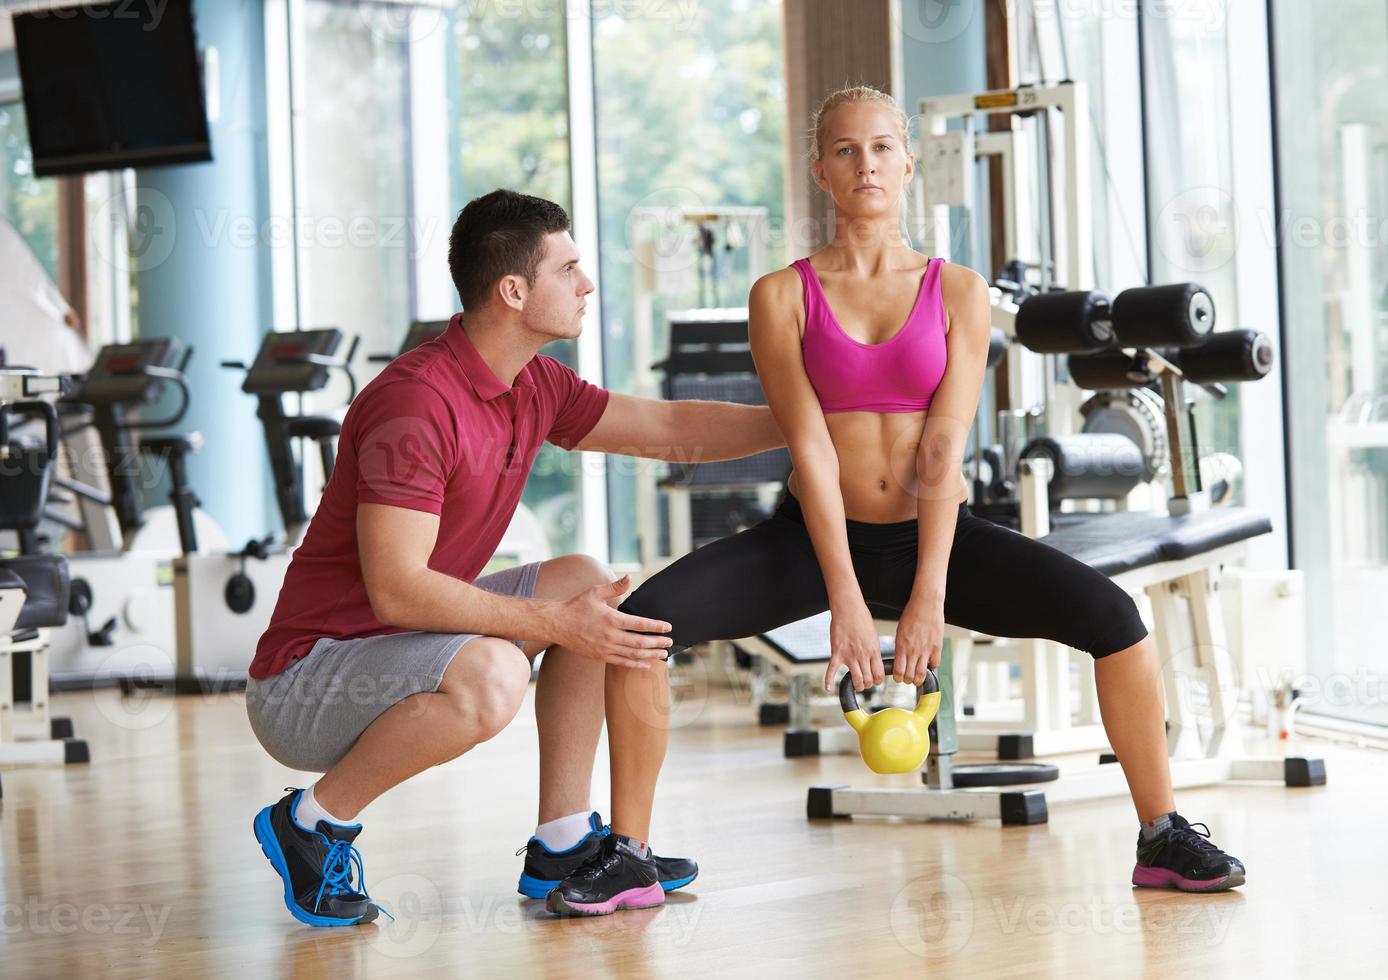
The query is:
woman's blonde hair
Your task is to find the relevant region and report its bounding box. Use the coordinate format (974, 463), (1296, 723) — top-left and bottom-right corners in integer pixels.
(808, 85), (911, 163)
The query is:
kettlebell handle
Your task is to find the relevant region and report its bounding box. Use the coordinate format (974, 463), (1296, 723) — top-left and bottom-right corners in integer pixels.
(838, 657), (940, 715)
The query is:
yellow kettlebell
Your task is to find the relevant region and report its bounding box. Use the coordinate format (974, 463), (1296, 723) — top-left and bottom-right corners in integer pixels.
(840, 659), (941, 775)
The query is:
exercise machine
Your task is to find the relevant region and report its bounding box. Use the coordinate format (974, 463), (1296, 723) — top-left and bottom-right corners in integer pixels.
(39, 340), (224, 682)
(125, 330), (358, 693)
(1, 368), (89, 797)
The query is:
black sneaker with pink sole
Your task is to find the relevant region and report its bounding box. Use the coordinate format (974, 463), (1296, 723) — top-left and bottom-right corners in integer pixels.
(1133, 813), (1246, 892)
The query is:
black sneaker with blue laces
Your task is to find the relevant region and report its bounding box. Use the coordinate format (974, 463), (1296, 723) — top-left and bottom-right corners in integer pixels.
(253, 787), (385, 926)
(1133, 813), (1246, 892)
(516, 811), (698, 899)
(545, 834), (665, 916)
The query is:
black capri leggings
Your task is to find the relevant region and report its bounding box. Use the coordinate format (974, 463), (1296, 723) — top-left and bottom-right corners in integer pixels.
(621, 493), (1148, 660)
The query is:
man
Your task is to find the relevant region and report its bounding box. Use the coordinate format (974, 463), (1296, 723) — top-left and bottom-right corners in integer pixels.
(246, 189), (784, 926)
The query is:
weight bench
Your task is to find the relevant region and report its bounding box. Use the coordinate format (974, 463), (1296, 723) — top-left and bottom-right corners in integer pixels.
(2, 369), (91, 799)
(0, 557), (90, 799)
(797, 505), (1326, 825)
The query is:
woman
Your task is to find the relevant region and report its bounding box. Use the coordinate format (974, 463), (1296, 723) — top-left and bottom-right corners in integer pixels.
(546, 87), (1243, 914)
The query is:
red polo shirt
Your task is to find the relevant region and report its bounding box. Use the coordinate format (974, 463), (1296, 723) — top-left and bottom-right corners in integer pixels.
(249, 315), (610, 680)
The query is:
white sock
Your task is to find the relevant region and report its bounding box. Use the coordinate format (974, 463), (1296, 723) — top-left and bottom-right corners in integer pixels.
(535, 810), (597, 851)
(294, 783), (353, 833)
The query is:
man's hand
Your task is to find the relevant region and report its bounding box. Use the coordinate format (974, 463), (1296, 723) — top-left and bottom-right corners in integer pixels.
(894, 597), (944, 685)
(825, 602), (884, 693)
(545, 574), (674, 669)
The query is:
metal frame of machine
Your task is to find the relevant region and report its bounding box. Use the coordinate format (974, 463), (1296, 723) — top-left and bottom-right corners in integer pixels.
(1, 369), (90, 790)
(46, 339), (219, 685)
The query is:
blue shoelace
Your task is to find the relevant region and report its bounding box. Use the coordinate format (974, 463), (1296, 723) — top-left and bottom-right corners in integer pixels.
(315, 837), (394, 922)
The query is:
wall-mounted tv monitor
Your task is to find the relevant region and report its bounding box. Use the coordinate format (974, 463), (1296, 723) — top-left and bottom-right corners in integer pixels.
(13, 0), (212, 177)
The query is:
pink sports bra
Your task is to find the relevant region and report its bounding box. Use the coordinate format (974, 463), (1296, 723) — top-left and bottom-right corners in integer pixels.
(792, 257), (948, 415)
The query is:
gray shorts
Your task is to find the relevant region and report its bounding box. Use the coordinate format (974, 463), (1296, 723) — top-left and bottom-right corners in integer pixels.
(245, 561), (541, 773)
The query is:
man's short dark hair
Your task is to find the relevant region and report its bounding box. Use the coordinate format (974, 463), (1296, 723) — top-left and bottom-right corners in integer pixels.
(447, 189), (571, 310)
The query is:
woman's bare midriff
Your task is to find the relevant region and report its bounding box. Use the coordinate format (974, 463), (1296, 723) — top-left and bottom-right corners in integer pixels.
(786, 410), (969, 524)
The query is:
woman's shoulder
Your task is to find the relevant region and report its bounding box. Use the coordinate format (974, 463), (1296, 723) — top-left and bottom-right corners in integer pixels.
(749, 266), (810, 341)
(935, 261), (991, 339)
(752, 264), (805, 302)
(936, 258), (988, 289)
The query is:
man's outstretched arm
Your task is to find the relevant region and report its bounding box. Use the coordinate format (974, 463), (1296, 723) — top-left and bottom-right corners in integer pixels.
(573, 392), (785, 463)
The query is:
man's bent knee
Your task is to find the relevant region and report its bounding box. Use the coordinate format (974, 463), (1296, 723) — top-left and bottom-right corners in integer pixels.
(537, 553), (615, 599)
(440, 637), (530, 743)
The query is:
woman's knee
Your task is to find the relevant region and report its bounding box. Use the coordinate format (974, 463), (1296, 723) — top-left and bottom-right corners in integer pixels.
(439, 637), (530, 742)
(618, 576), (669, 619)
(1080, 586), (1148, 659)
(618, 576), (696, 646)
(618, 546), (720, 621)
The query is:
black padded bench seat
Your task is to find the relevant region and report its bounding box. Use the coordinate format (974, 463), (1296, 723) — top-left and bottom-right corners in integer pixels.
(0, 556), (70, 631)
(1034, 507), (1272, 578)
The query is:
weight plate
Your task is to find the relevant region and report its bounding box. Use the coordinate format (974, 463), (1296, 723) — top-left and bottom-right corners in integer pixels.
(947, 763), (1060, 787)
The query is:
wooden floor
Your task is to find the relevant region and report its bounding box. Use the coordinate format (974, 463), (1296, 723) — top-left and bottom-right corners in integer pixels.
(1, 667), (1385, 979)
